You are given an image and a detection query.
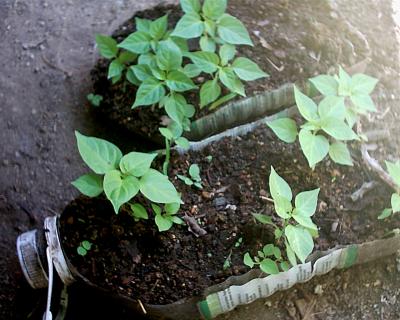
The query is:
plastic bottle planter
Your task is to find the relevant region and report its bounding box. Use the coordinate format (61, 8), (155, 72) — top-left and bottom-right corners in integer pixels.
(17, 215), (400, 320)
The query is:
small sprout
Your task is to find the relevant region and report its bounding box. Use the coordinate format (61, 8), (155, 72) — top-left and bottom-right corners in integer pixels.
(205, 155), (213, 162)
(77, 240), (92, 256)
(378, 160), (400, 220)
(154, 202), (184, 232)
(223, 255), (231, 270)
(87, 93), (103, 107)
(177, 164), (203, 189)
(234, 237), (243, 248)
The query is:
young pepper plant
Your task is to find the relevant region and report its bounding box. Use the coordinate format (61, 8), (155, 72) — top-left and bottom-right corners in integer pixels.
(71, 131), (182, 232)
(177, 163), (203, 189)
(378, 160), (400, 219)
(244, 166), (320, 274)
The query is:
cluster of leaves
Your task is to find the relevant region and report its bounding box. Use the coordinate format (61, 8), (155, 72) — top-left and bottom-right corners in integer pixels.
(77, 240), (92, 256)
(244, 167), (319, 274)
(72, 131), (182, 231)
(87, 93), (103, 107)
(177, 164), (203, 189)
(378, 161), (400, 220)
(267, 68), (378, 168)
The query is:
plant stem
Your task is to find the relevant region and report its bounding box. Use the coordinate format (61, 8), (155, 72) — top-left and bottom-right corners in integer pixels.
(163, 138), (171, 175)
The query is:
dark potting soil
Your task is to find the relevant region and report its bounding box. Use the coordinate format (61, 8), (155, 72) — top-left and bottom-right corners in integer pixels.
(59, 123), (399, 305)
(90, 0), (369, 143)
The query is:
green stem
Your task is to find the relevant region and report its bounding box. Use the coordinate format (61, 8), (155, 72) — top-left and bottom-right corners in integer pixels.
(163, 138), (171, 175)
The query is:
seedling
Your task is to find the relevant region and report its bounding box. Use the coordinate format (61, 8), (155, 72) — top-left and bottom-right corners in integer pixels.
(177, 164), (203, 189)
(244, 166), (319, 275)
(152, 203), (184, 232)
(267, 69), (378, 168)
(223, 237), (243, 270)
(378, 160), (400, 219)
(87, 93), (103, 107)
(77, 240), (92, 256)
(72, 131), (182, 231)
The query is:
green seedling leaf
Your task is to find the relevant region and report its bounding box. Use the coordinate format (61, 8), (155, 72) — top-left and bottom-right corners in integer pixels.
(321, 118), (358, 141)
(386, 161), (400, 186)
(130, 203), (149, 220)
(204, 19), (217, 37)
(338, 66), (352, 96)
(345, 108), (359, 128)
(107, 60), (124, 80)
(149, 15), (168, 40)
(95, 34), (118, 59)
(131, 64), (152, 81)
(217, 14), (253, 46)
(391, 193), (400, 213)
(219, 67), (245, 96)
(151, 203), (162, 215)
(77, 247), (87, 256)
(156, 39), (183, 71)
(82, 241), (92, 250)
(189, 164), (200, 179)
(183, 64), (202, 78)
(203, 0), (226, 20)
(165, 202), (180, 215)
(166, 71), (196, 92)
(155, 214), (173, 232)
(294, 86), (319, 122)
(135, 17), (151, 32)
(75, 131), (122, 174)
(273, 247), (281, 260)
(329, 142), (353, 166)
(139, 169), (181, 204)
(117, 51), (137, 64)
(285, 225), (313, 264)
(266, 118), (298, 143)
(294, 188), (320, 217)
(286, 241), (297, 267)
(274, 228), (283, 239)
(378, 208), (392, 220)
(269, 166), (292, 201)
(200, 36), (216, 52)
(292, 214), (318, 230)
(200, 79), (221, 108)
(104, 170), (140, 213)
(186, 51), (220, 73)
(232, 57), (268, 81)
(87, 93), (103, 107)
(252, 213), (274, 225)
(178, 174), (194, 186)
(133, 78), (165, 108)
(180, 0), (201, 13)
(164, 95), (185, 126)
(209, 92), (237, 110)
(274, 195), (292, 219)
(168, 121), (184, 139)
(243, 252), (254, 268)
(260, 259), (279, 275)
(280, 261), (290, 271)
(350, 94), (377, 113)
(318, 96), (346, 120)
(351, 74), (378, 95)
(176, 137), (190, 150)
(299, 129), (329, 167)
(118, 31), (151, 54)
(262, 244), (274, 256)
(172, 12), (204, 38)
(219, 44), (236, 66)
(72, 174), (103, 197)
(309, 74), (338, 96)
(170, 216), (184, 224)
(119, 152), (157, 177)
(126, 68), (141, 85)
(159, 127), (174, 140)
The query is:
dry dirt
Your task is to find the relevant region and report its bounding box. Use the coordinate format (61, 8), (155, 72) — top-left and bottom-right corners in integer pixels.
(0, 0), (399, 319)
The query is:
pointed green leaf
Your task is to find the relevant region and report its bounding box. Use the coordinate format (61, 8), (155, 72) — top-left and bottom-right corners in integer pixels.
(329, 142), (353, 166)
(172, 12), (204, 38)
(133, 78), (165, 108)
(200, 36), (216, 52)
(117, 51), (137, 64)
(104, 170), (140, 213)
(309, 74), (338, 96)
(95, 34), (118, 59)
(139, 169), (181, 203)
(391, 193), (400, 213)
(182, 64), (201, 78)
(299, 129), (329, 167)
(243, 253), (255, 268)
(118, 31), (151, 54)
(149, 15), (168, 40)
(200, 79), (221, 108)
(186, 51), (219, 73)
(274, 195), (292, 219)
(155, 214), (173, 232)
(135, 17), (151, 32)
(292, 214), (318, 230)
(350, 94), (377, 113)
(338, 66), (352, 96)
(217, 14), (253, 46)
(156, 39), (183, 71)
(75, 131), (122, 174)
(219, 44), (236, 65)
(294, 188), (320, 217)
(175, 137), (190, 150)
(285, 225), (313, 263)
(119, 152), (157, 177)
(203, 0), (226, 20)
(351, 74), (378, 95)
(166, 70), (196, 92)
(180, 0), (201, 13)
(260, 259), (279, 275)
(321, 118), (358, 141)
(165, 202), (180, 215)
(131, 64), (152, 81)
(219, 67), (245, 96)
(72, 174), (103, 197)
(318, 96), (346, 120)
(266, 118), (298, 143)
(107, 60), (124, 79)
(252, 213), (273, 225)
(378, 208), (392, 220)
(189, 164), (200, 179)
(294, 86), (319, 122)
(130, 203), (149, 220)
(269, 166), (292, 201)
(345, 108), (359, 128)
(285, 240), (297, 267)
(386, 161), (400, 187)
(232, 57), (268, 81)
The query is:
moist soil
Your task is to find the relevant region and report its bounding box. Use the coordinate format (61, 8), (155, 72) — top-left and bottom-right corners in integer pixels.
(59, 124), (398, 305)
(91, 0), (372, 143)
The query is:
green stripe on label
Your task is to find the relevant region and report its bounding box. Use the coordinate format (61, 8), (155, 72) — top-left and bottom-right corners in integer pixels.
(343, 245), (358, 268)
(198, 300), (212, 320)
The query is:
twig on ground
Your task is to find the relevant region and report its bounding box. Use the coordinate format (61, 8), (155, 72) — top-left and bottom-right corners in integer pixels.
(351, 181), (379, 202)
(183, 215), (207, 237)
